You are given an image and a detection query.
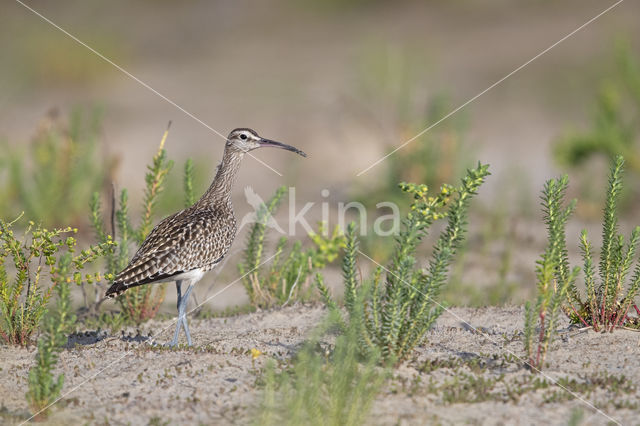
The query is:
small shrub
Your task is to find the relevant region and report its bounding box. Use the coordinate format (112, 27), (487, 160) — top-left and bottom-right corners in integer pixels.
(564, 156), (640, 331)
(238, 187), (345, 308)
(25, 271), (77, 420)
(255, 309), (386, 426)
(0, 217), (111, 346)
(524, 175), (580, 371)
(0, 108), (110, 227)
(526, 156), (640, 372)
(318, 164), (490, 362)
(91, 124), (176, 324)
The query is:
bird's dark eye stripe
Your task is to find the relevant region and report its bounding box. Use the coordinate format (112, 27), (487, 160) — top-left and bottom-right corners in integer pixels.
(240, 134), (247, 140)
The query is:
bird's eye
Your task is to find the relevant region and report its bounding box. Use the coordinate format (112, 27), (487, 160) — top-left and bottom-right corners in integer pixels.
(240, 134), (248, 140)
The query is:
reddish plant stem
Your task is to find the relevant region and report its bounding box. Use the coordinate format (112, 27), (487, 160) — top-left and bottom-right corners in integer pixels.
(600, 286), (608, 328)
(608, 281), (624, 331)
(570, 304), (590, 328)
(612, 304), (631, 330)
(535, 311), (546, 368)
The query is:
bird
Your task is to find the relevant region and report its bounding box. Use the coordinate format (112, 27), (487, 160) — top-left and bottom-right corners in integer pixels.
(105, 128), (306, 346)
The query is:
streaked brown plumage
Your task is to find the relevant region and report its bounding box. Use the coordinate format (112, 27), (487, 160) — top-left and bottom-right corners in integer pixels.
(105, 207), (235, 295)
(105, 128), (306, 346)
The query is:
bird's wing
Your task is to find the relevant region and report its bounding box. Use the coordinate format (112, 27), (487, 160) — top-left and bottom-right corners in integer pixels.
(106, 208), (236, 296)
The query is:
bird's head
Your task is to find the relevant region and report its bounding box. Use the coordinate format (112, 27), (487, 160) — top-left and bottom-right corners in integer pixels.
(226, 128), (306, 157)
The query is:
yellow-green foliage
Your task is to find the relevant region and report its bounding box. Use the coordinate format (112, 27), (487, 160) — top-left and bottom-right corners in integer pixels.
(565, 156), (640, 331)
(26, 268), (77, 420)
(524, 175), (580, 371)
(239, 187), (345, 308)
(319, 164), (490, 362)
(0, 217), (113, 346)
(526, 156), (640, 372)
(24, 225), (110, 419)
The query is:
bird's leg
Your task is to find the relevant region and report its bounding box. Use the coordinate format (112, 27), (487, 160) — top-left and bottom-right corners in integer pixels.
(179, 284), (195, 346)
(167, 281), (183, 347)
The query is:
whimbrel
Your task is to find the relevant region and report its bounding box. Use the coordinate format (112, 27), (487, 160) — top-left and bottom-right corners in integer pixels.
(105, 128), (306, 346)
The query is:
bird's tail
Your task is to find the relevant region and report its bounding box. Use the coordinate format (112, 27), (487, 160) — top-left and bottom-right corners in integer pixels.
(105, 281), (130, 298)
(105, 274), (169, 298)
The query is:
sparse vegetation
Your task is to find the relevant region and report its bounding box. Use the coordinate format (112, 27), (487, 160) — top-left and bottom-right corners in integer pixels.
(318, 164), (490, 362)
(554, 41), (640, 215)
(25, 264), (77, 420)
(0, 217), (112, 346)
(554, 42), (640, 174)
(524, 175), (580, 371)
(563, 156), (640, 331)
(351, 47), (473, 260)
(256, 310), (387, 426)
(526, 155), (640, 372)
(402, 359), (635, 408)
(0, 108), (110, 228)
(354, 46), (471, 202)
(238, 186), (345, 308)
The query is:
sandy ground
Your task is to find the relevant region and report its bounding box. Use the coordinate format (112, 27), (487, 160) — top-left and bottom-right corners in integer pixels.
(1, 305), (639, 426)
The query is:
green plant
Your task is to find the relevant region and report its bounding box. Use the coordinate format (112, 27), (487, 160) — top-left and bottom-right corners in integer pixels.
(380, 96), (471, 204)
(155, 155), (210, 216)
(524, 175), (580, 371)
(351, 47), (473, 260)
(318, 164), (490, 362)
(353, 46), (471, 190)
(0, 217), (111, 346)
(526, 156), (640, 373)
(255, 309), (386, 426)
(90, 124), (175, 324)
(0, 108), (110, 227)
(238, 187), (345, 308)
(553, 42), (640, 216)
(564, 156), (640, 331)
(554, 42), (640, 172)
(25, 268), (77, 420)
(567, 408), (584, 426)
(183, 158), (196, 208)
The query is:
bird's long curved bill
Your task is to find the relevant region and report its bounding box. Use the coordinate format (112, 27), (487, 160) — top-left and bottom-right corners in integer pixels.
(259, 138), (307, 157)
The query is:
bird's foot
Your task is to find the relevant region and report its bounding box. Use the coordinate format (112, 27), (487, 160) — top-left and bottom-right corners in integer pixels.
(158, 338), (192, 348)
(164, 338), (179, 348)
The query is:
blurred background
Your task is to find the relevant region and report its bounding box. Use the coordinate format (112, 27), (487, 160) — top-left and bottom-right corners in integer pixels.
(1, 0), (640, 310)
